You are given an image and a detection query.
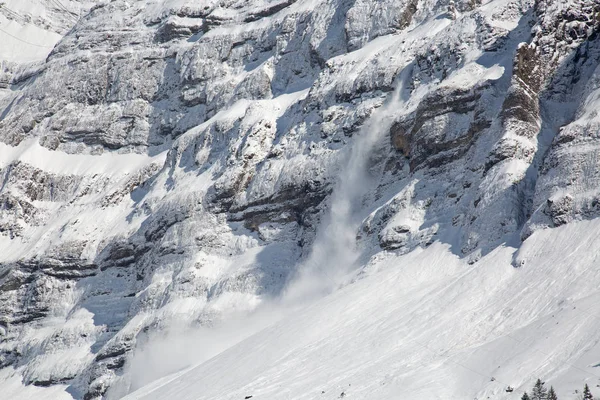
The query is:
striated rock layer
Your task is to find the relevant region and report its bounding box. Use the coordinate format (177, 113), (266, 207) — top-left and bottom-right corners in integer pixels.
(0, 0), (599, 398)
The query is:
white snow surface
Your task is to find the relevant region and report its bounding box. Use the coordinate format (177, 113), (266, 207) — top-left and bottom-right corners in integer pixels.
(122, 220), (600, 400)
(0, 0), (93, 62)
(2, 368), (73, 400)
(1, 0), (600, 399)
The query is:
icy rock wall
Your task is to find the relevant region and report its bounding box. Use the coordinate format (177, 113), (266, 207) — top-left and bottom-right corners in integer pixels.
(0, 0), (599, 398)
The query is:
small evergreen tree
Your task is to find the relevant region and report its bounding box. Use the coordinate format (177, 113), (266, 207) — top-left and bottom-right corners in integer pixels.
(583, 384), (594, 400)
(547, 386), (558, 400)
(531, 379), (548, 400)
(522, 392), (531, 400)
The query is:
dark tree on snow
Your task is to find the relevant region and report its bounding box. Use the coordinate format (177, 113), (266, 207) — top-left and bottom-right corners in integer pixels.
(522, 392), (531, 400)
(547, 386), (558, 400)
(531, 379), (548, 400)
(583, 384), (594, 400)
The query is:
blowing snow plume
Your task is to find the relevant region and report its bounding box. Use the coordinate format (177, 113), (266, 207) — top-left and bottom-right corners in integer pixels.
(282, 64), (416, 304)
(6, 0), (600, 399)
(106, 305), (286, 399)
(112, 65), (416, 399)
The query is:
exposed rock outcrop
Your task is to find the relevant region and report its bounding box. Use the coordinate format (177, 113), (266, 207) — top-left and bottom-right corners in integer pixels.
(2, 0), (600, 398)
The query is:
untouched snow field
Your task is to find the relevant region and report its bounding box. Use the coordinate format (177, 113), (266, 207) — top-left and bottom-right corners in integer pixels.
(119, 219), (600, 400)
(0, 0), (80, 62)
(3, 367), (73, 400)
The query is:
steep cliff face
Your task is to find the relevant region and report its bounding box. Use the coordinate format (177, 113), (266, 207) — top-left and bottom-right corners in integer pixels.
(1, 0), (600, 399)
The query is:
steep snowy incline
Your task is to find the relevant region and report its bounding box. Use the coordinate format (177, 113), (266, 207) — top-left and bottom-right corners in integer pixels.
(124, 219), (600, 400)
(1, 0), (600, 399)
(0, 1), (96, 62)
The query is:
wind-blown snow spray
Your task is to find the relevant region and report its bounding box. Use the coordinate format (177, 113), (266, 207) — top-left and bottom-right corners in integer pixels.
(283, 65), (414, 304)
(110, 66), (415, 399)
(109, 66), (418, 400)
(106, 304), (286, 399)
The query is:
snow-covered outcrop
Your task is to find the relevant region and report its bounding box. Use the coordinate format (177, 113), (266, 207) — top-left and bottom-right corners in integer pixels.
(1, 0), (600, 399)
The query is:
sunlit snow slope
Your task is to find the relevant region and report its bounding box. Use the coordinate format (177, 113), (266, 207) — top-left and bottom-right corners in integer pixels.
(0, 0), (94, 62)
(125, 221), (600, 400)
(1, 0), (600, 399)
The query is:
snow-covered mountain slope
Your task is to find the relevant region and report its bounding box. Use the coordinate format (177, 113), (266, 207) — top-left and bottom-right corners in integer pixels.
(0, 0), (600, 399)
(122, 221), (600, 400)
(0, 0), (96, 63)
